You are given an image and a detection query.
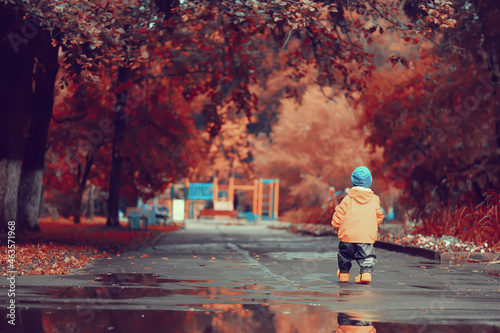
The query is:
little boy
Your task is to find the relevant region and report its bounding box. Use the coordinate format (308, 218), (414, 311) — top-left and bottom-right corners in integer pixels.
(331, 166), (384, 284)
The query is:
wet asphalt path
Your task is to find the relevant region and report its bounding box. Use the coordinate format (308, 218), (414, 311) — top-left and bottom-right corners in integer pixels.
(2, 220), (500, 332)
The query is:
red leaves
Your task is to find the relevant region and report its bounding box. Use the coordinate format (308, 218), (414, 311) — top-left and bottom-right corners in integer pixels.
(0, 243), (101, 276)
(387, 55), (401, 67)
(387, 55), (414, 69)
(0, 217), (176, 276)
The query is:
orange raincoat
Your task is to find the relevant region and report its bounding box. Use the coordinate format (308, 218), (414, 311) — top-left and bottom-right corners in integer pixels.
(331, 187), (384, 244)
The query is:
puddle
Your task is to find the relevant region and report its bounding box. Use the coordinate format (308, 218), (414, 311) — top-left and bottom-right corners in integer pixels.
(17, 280), (376, 304)
(91, 273), (213, 286)
(1, 307), (499, 333)
(20, 284), (277, 302)
(13, 274), (275, 302)
(7, 273), (500, 331)
(25, 285), (218, 300)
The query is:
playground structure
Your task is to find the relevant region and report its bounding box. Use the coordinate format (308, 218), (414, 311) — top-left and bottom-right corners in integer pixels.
(131, 178), (280, 227)
(183, 177), (280, 221)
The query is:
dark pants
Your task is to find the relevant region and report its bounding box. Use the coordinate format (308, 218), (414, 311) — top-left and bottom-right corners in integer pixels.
(338, 242), (377, 274)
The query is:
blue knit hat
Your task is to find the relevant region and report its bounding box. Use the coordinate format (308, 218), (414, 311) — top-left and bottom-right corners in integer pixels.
(351, 166), (372, 188)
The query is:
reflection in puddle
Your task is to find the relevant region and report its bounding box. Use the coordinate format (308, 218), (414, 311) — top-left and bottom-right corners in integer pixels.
(25, 285), (255, 302)
(35, 285), (220, 300)
(17, 279), (378, 308)
(91, 273), (213, 286)
(16, 276), (278, 305)
(6, 273), (500, 332)
(0, 307), (499, 333)
(337, 312), (375, 332)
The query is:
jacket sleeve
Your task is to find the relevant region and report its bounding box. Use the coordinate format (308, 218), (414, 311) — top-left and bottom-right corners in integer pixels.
(376, 197), (384, 226)
(331, 197), (349, 230)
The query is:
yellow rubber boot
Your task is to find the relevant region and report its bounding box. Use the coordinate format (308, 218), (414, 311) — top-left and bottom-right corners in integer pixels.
(355, 272), (372, 284)
(337, 269), (349, 283)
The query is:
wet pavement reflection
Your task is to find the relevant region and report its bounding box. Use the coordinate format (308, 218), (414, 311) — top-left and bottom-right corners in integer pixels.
(1, 272), (499, 332)
(8, 273), (382, 307)
(1, 306), (500, 333)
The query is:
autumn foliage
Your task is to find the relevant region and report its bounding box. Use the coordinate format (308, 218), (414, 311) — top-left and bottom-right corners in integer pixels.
(0, 217), (182, 276)
(412, 190), (500, 249)
(2, 0), (499, 257)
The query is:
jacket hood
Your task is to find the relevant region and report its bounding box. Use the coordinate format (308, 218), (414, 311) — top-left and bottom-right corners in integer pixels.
(348, 187), (374, 204)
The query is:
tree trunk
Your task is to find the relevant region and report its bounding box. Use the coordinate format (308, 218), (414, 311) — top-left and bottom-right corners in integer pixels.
(0, 5), (35, 232)
(72, 188), (85, 225)
(17, 31), (59, 232)
(106, 66), (130, 228)
(0, 160), (23, 232)
(73, 153), (95, 224)
(86, 184), (96, 219)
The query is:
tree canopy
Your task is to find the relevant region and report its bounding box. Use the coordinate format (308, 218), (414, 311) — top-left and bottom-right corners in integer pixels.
(1, 0), (479, 231)
(358, 0), (500, 213)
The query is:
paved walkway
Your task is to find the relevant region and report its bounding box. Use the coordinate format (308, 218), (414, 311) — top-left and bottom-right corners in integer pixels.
(2, 221), (500, 332)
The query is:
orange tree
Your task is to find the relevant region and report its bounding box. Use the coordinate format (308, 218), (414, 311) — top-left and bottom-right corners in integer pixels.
(0, 0), (174, 230)
(359, 0), (500, 217)
(0, 0), (456, 231)
(45, 44), (211, 224)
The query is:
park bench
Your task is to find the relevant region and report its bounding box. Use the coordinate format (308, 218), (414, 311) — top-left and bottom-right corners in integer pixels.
(126, 206), (168, 230)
